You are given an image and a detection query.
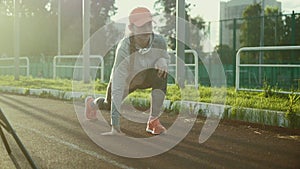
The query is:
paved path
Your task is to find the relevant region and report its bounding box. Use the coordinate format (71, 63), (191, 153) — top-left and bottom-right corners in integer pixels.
(0, 94), (299, 169)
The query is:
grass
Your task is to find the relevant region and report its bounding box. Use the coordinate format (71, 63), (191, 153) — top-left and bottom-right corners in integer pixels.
(0, 75), (299, 114)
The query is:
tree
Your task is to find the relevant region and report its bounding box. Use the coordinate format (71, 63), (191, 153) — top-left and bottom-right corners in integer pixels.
(154, 0), (206, 51)
(281, 13), (300, 63)
(240, 4), (300, 63)
(0, 0), (14, 56)
(215, 44), (233, 64)
(89, 0), (119, 57)
(154, 0), (178, 50)
(189, 16), (206, 52)
(240, 3), (261, 47)
(59, 0), (83, 55)
(0, 0), (117, 57)
(0, 0), (56, 57)
(263, 7), (283, 46)
(90, 0), (117, 35)
(281, 12), (300, 46)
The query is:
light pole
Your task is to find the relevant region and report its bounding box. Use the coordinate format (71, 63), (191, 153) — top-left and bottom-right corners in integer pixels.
(57, 0), (61, 57)
(259, 0), (265, 86)
(176, 0), (185, 88)
(82, 0), (90, 83)
(14, 0), (20, 80)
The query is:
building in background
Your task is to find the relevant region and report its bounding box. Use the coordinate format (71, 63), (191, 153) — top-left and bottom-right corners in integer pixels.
(219, 0), (281, 49)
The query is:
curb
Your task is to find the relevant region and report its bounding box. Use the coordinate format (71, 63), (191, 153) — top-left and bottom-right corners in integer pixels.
(1, 86), (299, 128)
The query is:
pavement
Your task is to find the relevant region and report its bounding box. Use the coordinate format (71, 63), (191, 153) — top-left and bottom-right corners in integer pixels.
(0, 93), (299, 169)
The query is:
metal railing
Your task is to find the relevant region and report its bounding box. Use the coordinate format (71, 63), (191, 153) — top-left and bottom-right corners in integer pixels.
(168, 49), (199, 87)
(0, 57), (30, 76)
(236, 46), (300, 94)
(53, 55), (104, 82)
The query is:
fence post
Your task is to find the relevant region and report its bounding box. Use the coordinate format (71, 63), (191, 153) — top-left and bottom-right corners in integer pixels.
(14, 0), (20, 81)
(291, 11), (296, 86)
(233, 18), (237, 87)
(176, 0), (186, 88)
(53, 56), (57, 79)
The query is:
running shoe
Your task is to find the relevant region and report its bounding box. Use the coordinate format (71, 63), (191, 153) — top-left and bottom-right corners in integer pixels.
(85, 96), (98, 120)
(146, 118), (166, 135)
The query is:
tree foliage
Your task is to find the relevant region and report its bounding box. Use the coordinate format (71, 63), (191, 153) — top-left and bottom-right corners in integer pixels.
(215, 44), (233, 64)
(240, 3), (262, 47)
(90, 0), (117, 35)
(0, 0), (55, 57)
(239, 3), (300, 63)
(0, 0), (117, 58)
(154, 0), (206, 51)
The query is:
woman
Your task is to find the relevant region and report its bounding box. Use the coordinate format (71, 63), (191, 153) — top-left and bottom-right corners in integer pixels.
(85, 7), (170, 135)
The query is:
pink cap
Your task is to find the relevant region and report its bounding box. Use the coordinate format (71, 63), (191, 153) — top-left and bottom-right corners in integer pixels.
(129, 7), (153, 27)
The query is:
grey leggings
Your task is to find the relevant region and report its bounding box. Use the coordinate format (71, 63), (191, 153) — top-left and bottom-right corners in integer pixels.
(97, 68), (167, 126)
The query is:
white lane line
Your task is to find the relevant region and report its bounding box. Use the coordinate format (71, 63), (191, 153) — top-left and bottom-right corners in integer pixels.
(16, 124), (135, 169)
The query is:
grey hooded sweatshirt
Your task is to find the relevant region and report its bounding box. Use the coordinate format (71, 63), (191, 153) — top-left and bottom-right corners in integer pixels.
(110, 33), (170, 126)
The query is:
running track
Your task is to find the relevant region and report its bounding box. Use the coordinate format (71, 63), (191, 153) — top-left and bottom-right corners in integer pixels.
(0, 94), (299, 169)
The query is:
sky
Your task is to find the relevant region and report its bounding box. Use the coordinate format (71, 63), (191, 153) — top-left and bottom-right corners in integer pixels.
(112, 0), (300, 22)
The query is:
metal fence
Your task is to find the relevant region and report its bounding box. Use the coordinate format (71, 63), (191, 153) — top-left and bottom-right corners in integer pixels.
(213, 12), (300, 89)
(53, 55), (104, 82)
(236, 46), (300, 93)
(0, 57), (29, 76)
(168, 50), (199, 87)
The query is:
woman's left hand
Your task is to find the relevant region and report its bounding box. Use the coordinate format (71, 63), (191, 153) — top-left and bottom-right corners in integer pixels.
(155, 58), (168, 78)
